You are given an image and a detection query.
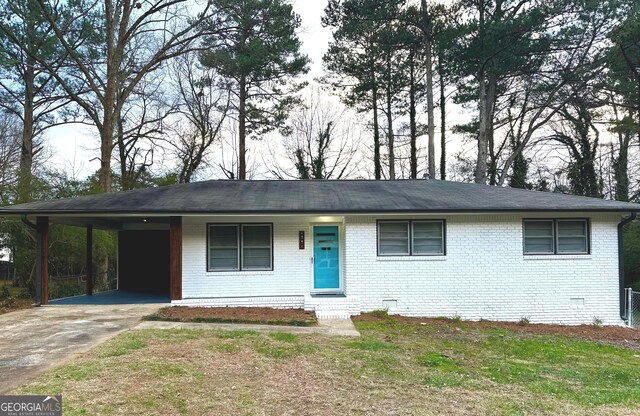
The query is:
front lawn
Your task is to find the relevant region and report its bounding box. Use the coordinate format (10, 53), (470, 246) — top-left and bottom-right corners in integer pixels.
(16, 314), (640, 415)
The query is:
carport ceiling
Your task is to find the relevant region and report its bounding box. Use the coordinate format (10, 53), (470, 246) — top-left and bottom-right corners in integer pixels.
(45, 216), (170, 230)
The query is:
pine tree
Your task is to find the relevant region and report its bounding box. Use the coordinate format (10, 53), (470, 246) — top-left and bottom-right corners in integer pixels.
(200, 0), (309, 180)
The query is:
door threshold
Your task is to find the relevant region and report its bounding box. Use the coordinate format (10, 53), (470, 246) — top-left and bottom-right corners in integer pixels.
(310, 293), (346, 298)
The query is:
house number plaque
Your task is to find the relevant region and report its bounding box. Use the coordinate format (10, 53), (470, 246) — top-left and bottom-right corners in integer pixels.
(299, 231), (305, 249)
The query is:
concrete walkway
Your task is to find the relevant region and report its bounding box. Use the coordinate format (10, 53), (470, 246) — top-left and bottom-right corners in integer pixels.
(0, 303), (163, 394)
(135, 318), (361, 337)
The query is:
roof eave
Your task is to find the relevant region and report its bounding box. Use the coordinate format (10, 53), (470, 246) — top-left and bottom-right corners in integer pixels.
(1, 208), (638, 216)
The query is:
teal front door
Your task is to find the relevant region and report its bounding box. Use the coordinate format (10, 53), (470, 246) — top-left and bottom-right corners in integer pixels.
(313, 226), (340, 290)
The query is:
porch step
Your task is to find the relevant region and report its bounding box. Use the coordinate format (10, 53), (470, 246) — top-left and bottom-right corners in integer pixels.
(305, 295), (352, 319)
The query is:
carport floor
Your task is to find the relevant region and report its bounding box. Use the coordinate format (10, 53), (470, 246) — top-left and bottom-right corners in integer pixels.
(49, 290), (169, 305)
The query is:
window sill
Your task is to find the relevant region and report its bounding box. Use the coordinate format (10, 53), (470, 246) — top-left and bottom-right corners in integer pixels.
(523, 255), (591, 261)
(206, 270), (275, 275)
(377, 256), (447, 262)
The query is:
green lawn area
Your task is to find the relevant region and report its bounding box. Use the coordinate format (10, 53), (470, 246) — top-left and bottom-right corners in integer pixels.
(15, 315), (640, 415)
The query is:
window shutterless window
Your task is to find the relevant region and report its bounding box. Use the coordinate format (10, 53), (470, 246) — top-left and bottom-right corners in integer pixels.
(412, 221), (445, 255)
(208, 225), (239, 270)
(523, 220), (554, 254)
(208, 224), (273, 271)
(377, 220), (445, 256)
(378, 221), (410, 255)
(556, 219), (588, 254)
(523, 219), (589, 255)
(241, 224), (272, 270)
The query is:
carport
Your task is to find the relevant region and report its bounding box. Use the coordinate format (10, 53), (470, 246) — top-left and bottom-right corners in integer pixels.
(18, 214), (182, 305)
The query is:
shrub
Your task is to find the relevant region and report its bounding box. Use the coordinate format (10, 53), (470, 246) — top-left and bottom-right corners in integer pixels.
(371, 309), (390, 319)
(518, 317), (530, 326)
(0, 296), (17, 308)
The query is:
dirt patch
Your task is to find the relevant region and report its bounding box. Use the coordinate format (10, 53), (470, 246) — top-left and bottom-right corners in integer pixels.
(0, 298), (32, 316)
(145, 306), (317, 326)
(354, 313), (640, 350)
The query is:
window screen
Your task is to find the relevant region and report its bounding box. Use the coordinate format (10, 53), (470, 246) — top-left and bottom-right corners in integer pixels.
(523, 219), (589, 255)
(557, 220), (588, 253)
(208, 224), (273, 271)
(378, 221), (410, 255)
(242, 225), (272, 270)
(523, 220), (554, 254)
(208, 225), (239, 270)
(412, 221), (444, 255)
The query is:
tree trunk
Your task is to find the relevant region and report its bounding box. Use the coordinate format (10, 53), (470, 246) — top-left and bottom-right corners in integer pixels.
(238, 74), (247, 180)
(99, 0), (116, 193)
(426, 40), (435, 180)
(386, 88), (395, 180)
(17, 58), (35, 203)
(474, 0), (488, 184)
(438, 56), (446, 181)
(100, 108), (114, 192)
(509, 137), (528, 189)
(372, 69), (381, 180)
(614, 134), (629, 201)
(386, 52), (395, 180)
(117, 116), (129, 190)
(409, 54), (417, 179)
(475, 73), (489, 184)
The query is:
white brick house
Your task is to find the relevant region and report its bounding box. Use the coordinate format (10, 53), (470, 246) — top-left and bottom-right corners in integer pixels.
(2, 180), (638, 325)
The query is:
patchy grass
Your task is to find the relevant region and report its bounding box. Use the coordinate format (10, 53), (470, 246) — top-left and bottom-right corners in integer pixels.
(144, 306), (317, 327)
(14, 316), (640, 415)
(268, 332), (298, 342)
(96, 332), (147, 358)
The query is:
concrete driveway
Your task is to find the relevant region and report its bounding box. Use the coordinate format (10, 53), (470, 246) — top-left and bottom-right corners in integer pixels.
(0, 302), (163, 394)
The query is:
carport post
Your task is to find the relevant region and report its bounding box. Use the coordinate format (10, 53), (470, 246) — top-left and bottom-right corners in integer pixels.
(86, 224), (93, 296)
(169, 216), (182, 301)
(36, 217), (49, 305)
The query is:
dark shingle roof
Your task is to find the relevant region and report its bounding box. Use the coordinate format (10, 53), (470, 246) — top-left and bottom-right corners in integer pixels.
(1, 180), (639, 215)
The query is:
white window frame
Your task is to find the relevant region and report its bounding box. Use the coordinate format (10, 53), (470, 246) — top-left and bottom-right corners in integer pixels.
(207, 223), (273, 272)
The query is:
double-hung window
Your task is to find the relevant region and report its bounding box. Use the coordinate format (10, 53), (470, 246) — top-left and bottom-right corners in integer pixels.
(208, 224), (273, 271)
(523, 219), (589, 255)
(378, 220), (445, 256)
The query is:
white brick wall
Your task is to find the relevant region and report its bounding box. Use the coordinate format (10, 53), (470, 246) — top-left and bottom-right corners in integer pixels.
(177, 213), (625, 325)
(344, 214), (624, 325)
(178, 217), (313, 308)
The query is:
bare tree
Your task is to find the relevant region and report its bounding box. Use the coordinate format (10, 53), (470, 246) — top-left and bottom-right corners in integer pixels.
(272, 91), (360, 180)
(166, 53), (230, 183)
(27, 0), (214, 192)
(115, 73), (175, 190)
